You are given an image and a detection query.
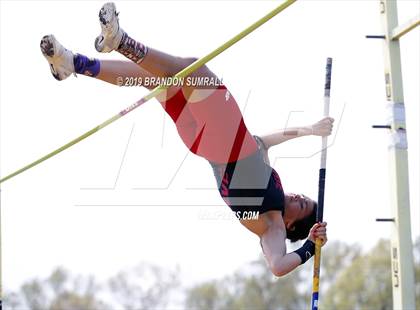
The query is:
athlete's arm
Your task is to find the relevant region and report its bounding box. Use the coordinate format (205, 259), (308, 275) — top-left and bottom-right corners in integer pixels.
(259, 117), (334, 149)
(260, 225), (302, 277)
(261, 221), (328, 277)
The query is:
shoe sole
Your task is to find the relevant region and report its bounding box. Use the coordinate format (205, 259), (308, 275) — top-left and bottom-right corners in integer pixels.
(95, 2), (119, 52)
(40, 35), (55, 57)
(40, 34), (71, 81)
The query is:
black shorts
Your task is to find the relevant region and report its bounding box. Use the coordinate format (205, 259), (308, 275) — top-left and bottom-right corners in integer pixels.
(209, 136), (285, 216)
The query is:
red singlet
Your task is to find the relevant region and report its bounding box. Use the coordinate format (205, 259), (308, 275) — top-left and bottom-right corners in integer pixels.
(158, 85), (258, 164)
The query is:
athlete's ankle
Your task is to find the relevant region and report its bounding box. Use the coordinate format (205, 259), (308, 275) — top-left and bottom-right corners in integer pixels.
(73, 54), (101, 77)
(117, 32), (148, 64)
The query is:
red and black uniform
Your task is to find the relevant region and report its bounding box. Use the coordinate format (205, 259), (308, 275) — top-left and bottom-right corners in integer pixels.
(158, 85), (285, 215)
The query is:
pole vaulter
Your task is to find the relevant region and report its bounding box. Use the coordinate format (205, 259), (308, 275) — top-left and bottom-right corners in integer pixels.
(1, 2), (333, 308)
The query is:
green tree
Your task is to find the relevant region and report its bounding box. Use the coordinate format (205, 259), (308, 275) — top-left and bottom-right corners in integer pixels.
(108, 263), (180, 310)
(4, 263), (179, 310)
(3, 291), (24, 310)
(322, 239), (392, 310)
(4, 267), (109, 310)
(185, 241), (361, 310)
(4, 238), (418, 309)
(318, 240), (362, 289)
(185, 255), (305, 310)
(185, 281), (224, 310)
(20, 279), (49, 310)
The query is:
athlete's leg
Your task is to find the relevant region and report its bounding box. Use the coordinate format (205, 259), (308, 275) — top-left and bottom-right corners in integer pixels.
(94, 2), (218, 97)
(95, 58), (200, 148)
(40, 35), (159, 90)
(96, 57), (216, 97)
(96, 60), (155, 90)
(40, 34), (198, 147)
(83, 57), (199, 147)
(92, 0), (256, 162)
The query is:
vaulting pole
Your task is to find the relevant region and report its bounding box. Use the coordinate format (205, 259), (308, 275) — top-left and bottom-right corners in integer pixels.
(311, 57), (332, 310)
(0, 0), (296, 184)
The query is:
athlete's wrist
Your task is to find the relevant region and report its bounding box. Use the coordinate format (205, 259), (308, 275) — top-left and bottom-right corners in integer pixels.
(293, 239), (315, 264)
(301, 126), (313, 136)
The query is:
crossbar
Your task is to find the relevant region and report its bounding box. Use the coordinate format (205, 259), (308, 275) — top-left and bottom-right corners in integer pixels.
(391, 14), (420, 40)
(0, 0), (297, 184)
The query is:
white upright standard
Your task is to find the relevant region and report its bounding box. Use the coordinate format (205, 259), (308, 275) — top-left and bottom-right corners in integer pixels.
(379, 1), (419, 309)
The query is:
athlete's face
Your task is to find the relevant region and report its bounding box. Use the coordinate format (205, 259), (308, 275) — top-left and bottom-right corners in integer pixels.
(283, 193), (315, 230)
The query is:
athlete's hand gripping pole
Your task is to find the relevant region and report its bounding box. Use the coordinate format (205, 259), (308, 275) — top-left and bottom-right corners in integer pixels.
(311, 57), (332, 310)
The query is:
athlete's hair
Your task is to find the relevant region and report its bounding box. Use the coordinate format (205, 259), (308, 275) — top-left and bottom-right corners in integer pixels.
(286, 202), (318, 243)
